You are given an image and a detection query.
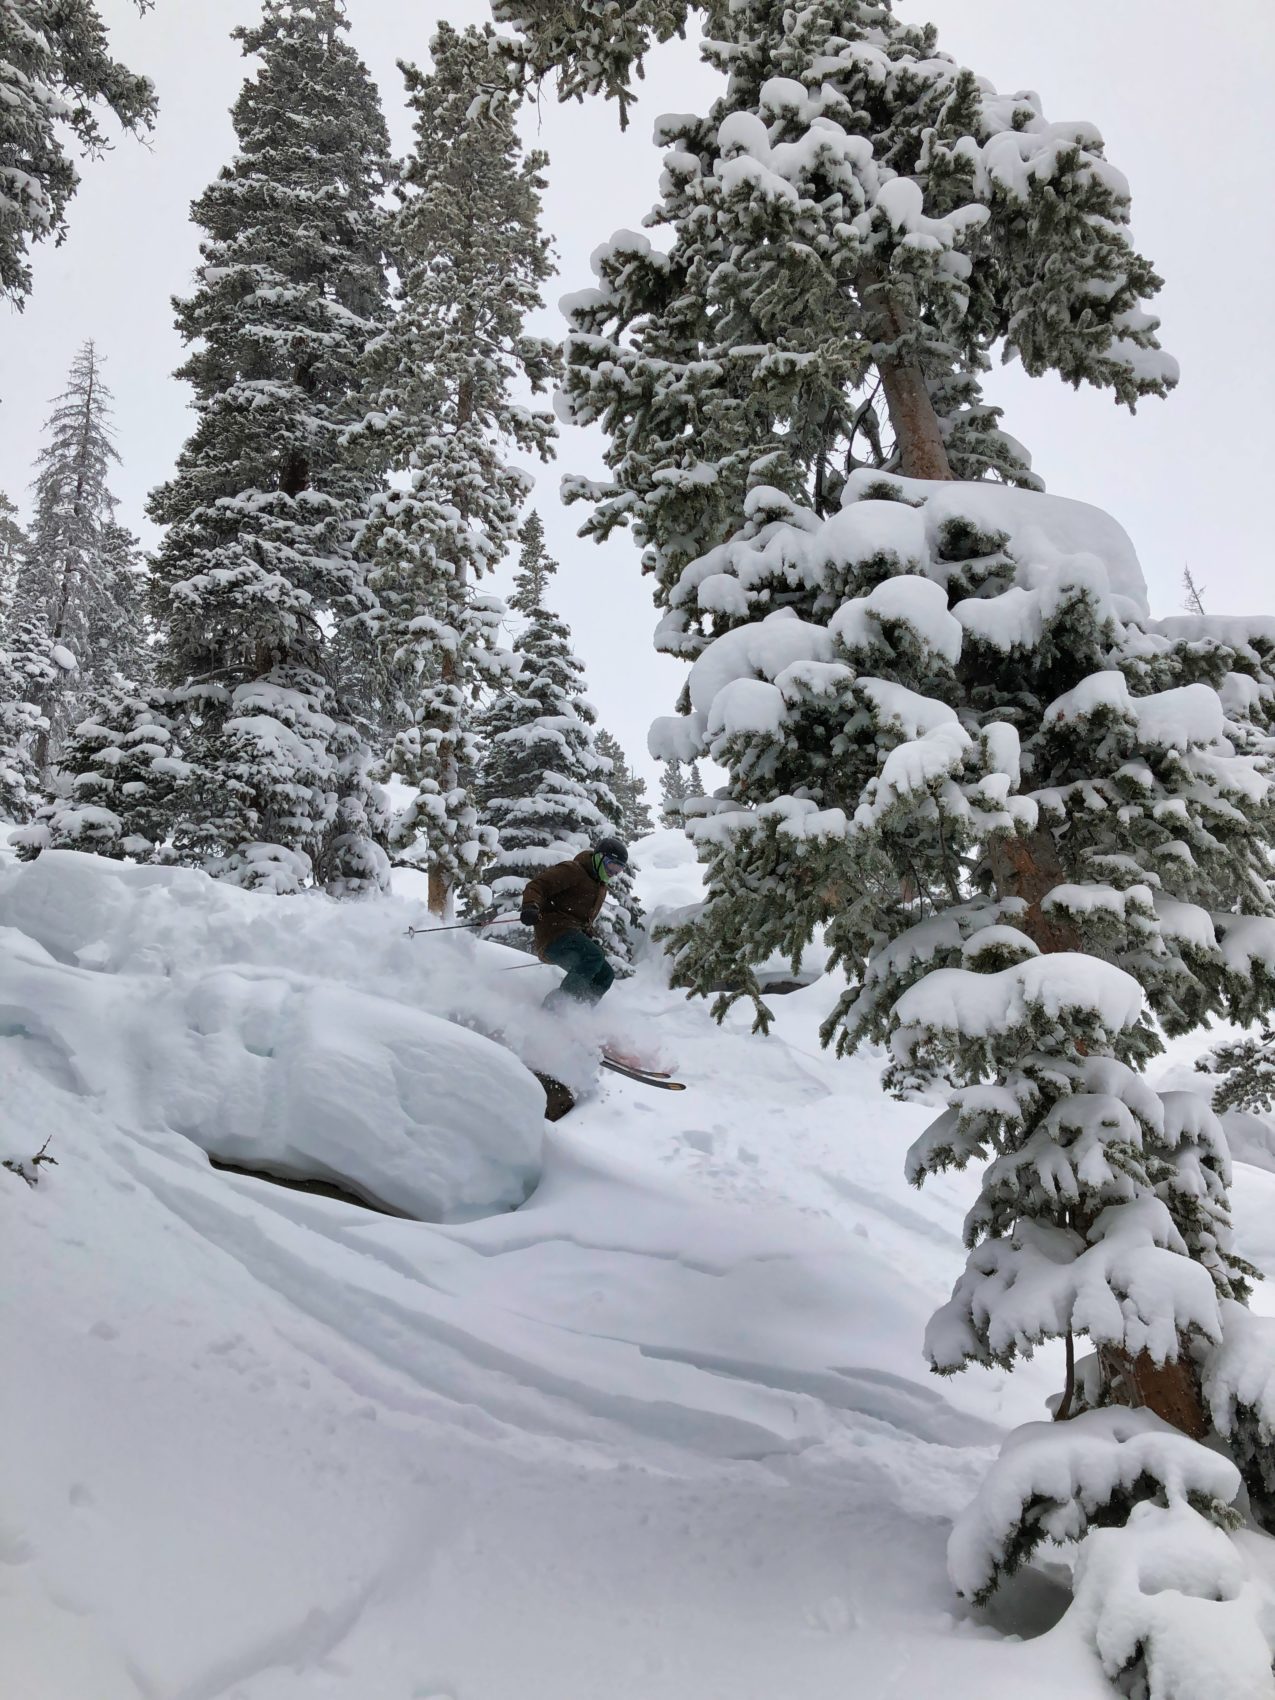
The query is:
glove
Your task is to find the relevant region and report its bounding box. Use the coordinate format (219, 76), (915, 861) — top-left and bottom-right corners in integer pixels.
(520, 904), (540, 927)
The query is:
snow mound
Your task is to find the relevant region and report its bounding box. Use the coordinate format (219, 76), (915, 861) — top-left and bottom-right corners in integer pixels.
(629, 825), (706, 920)
(6, 840), (1275, 1699)
(948, 1405), (1242, 1602)
(1073, 1501), (1275, 1700)
(1, 851), (545, 1219)
(1221, 1111), (1275, 1176)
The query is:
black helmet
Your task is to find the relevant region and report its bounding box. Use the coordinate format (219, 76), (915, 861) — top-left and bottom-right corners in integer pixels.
(595, 835), (629, 866)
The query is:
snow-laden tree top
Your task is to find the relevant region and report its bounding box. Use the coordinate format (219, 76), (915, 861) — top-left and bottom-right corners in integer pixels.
(351, 19), (556, 916)
(0, 1), (155, 311)
(536, 0), (1176, 630)
(141, 0), (395, 895)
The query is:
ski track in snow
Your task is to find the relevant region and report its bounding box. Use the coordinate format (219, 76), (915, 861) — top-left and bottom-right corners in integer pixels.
(5, 841), (1274, 1698)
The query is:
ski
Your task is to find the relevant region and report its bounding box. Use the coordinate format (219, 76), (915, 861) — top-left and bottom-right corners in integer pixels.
(600, 1056), (686, 1091)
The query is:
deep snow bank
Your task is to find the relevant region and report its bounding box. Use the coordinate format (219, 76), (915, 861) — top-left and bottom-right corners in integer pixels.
(0, 851), (547, 1219)
(5, 839), (1275, 1700)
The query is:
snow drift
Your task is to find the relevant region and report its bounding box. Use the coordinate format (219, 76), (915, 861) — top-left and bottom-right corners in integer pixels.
(1, 851), (546, 1219)
(5, 841), (1275, 1699)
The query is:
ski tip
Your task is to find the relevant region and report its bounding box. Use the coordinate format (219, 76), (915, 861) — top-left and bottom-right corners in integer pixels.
(599, 1056), (686, 1090)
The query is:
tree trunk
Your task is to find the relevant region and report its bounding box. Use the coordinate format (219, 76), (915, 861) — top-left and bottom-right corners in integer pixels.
(426, 645), (459, 920)
(986, 828), (1080, 954)
(859, 264), (954, 483)
(1099, 1344), (1209, 1440)
(427, 859), (451, 920)
(989, 825), (1209, 1436)
(34, 349), (98, 773)
(426, 308), (478, 921)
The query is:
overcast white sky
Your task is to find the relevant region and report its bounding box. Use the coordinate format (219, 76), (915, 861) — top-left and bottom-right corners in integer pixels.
(2, 1), (1272, 786)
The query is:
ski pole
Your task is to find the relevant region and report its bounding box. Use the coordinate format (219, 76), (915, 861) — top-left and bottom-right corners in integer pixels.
(404, 915), (522, 939)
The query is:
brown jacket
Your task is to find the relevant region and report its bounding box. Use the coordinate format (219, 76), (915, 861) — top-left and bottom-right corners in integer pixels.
(524, 852), (607, 956)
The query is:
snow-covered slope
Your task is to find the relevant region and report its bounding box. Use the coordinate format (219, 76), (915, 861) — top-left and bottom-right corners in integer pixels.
(5, 836), (1274, 1699)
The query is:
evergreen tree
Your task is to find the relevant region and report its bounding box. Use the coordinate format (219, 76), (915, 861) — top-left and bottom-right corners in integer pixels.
(12, 675), (187, 859)
(0, 629), (55, 821)
(591, 730), (649, 969)
(143, 0), (394, 896)
(659, 759), (688, 826)
(1198, 1028), (1275, 1115)
(1182, 565), (1207, 616)
(0, 1), (155, 312)
(9, 341), (141, 767)
(97, 519), (149, 682)
(655, 473), (1275, 1669)
(595, 728), (654, 839)
(527, 0), (1173, 661)
(12, 519), (155, 859)
(498, 4), (1275, 1678)
(476, 514), (636, 965)
(659, 758), (707, 825)
(350, 22), (555, 918)
(0, 492), (26, 625)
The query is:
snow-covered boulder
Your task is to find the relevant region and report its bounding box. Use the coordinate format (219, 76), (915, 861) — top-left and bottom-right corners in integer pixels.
(1, 851), (544, 1220)
(159, 973), (544, 1220)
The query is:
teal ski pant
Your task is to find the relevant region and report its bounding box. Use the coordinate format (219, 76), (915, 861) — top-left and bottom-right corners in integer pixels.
(543, 930), (614, 1005)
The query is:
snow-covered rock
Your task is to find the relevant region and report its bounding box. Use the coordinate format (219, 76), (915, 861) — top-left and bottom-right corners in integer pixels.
(1, 851), (545, 1219)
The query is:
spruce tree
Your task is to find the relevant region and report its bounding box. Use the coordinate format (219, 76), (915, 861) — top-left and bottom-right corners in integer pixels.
(0, 633), (53, 822)
(97, 519), (149, 683)
(144, 0), (393, 896)
(9, 341), (141, 767)
(531, 0), (1173, 647)
(0, 1), (155, 312)
(0, 492), (25, 625)
(592, 729), (650, 969)
(659, 759), (689, 826)
(12, 677), (187, 858)
(350, 21), (555, 918)
(659, 758), (707, 825)
(652, 475), (1275, 1671)
(476, 514), (633, 964)
(496, 3), (1275, 1676)
(1198, 1029), (1275, 1115)
(596, 729), (654, 839)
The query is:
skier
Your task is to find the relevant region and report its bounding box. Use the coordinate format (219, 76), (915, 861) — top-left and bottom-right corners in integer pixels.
(520, 836), (629, 1009)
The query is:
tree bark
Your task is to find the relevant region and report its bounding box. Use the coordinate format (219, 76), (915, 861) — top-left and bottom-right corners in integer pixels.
(986, 828), (1080, 954)
(1098, 1344), (1209, 1440)
(426, 302), (478, 921)
(989, 825), (1210, 1436)
(859, 264), (954, 483)
(35, 348), (98, 773)
(1055, 1329), (1076, 1422)
(426, 644), (459, 920)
